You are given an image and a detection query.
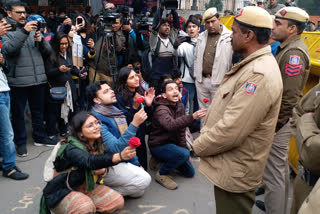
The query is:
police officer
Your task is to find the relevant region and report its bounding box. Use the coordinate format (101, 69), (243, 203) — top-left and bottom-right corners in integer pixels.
(257, 7), (310, 214)
(290, 83), (320, 214)
(193, 6), (283, 214)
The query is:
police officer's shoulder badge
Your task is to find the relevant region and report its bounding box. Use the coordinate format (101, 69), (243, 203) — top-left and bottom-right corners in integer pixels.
(285, 55), (302, 76)
(245, 82), (257, 95)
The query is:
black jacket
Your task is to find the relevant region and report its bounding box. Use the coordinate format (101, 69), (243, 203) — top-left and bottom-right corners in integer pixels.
(43, 144), (116, 209)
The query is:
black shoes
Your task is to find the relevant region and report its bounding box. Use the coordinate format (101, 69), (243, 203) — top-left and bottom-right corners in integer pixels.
(255, 188), (265, 196)
(255, 200), (266, 212)
(34, 136), (59, 147)
(16, 144), (28, 157)
(3, 166), (29, 180)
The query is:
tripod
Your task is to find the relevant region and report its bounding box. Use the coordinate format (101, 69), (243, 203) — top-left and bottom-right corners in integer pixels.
(93, 29), (118, 87)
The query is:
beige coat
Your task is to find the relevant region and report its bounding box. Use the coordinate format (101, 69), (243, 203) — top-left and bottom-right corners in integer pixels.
(193, 46), (283, 193)
(194, 25), (233, 85)
(298, 179), (320, 214)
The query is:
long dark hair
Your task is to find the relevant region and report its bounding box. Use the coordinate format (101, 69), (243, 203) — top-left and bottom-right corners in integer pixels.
(61, 111), (104, 153)
(74, 13), (92, 34)
(114, 66), (141, 106)
(50, 32), (71, 65)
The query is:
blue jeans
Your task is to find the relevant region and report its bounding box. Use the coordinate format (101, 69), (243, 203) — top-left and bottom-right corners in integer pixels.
(183, 82), (200, 129)
(151, 144), (195, 177)
(0, 91), (16, 170)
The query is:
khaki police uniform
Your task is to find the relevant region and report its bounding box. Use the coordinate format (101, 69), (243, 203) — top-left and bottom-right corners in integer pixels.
(193, 7), (283, 214)
(290, 84), (320, 214)
(262, 7), (310, 214)
(298, 179), (320, 214)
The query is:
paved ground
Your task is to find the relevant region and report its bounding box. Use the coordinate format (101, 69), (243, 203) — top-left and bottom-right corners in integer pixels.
(0, 124), (292, 214)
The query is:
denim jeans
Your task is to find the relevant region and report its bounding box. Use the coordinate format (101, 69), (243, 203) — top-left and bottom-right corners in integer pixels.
(151, 144), (194, 177)
(11, 84), (46, 145)
(0, 91), (16, 170)
(183, 82), (200, 129)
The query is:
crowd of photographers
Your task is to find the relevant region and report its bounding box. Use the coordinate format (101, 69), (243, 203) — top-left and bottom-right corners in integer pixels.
(0, 0), (204, 181)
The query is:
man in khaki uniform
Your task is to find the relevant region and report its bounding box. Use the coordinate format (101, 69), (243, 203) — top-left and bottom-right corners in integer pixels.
(194, 7), (233, 110)
(258, 7), (310, 214)
(193, 6), (283, 214)
(289, 84), (320, 214)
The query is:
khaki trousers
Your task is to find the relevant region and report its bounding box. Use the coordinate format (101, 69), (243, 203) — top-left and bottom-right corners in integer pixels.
(195, 78), (219, 110)
(263, 122), (291, 214)
(290, 176), (313, 214)
(214, 185), (255, 214)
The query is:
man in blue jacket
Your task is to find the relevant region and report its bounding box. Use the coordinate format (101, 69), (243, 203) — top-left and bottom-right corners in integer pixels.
(86, 81), (151, 197)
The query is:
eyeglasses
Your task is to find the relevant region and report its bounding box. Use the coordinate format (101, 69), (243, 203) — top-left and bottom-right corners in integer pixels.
(85, 120), (102, 129)
(12, 11), (26, 15)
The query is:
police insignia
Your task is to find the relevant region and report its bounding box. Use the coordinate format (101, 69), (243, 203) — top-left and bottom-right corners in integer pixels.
(285, 63), (302, 76)
(289, 55), (300, 65)
(245, 83), (257, 95)
(280, 9), (287, 17)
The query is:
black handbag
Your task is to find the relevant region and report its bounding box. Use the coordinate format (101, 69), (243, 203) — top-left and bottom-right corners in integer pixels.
(49, 86), (67, 101)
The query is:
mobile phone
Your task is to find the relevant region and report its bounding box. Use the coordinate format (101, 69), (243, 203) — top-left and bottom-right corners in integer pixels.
(66, 64), (72, 68)
(10, 23), (16, 31)
(77, 18), (82, 25)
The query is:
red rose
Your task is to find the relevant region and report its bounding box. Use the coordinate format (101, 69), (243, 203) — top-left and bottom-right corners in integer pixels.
(203, 98), (210, 103)
(135, 97), (145, 104)
(128, 137), (141, 148)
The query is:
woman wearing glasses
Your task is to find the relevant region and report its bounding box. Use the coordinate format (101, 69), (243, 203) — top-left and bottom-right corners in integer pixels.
(41, 111), (136, 214)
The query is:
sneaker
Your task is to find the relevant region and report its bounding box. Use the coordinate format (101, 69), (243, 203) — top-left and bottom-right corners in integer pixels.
(16, 144), (28, 157)
(34, 136), (59, 147)
(155, 171), (177, 190)
(3, 166), (29, 180)
(149, 156), (159, 171)
(255, 200), (266, 211)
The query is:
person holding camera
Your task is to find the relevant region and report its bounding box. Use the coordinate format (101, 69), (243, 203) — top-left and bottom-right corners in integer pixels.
(2, 2), (56, 156)
(149, 7), (180, 88)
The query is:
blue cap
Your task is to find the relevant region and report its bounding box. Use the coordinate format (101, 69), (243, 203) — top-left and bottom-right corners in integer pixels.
(27, 14), (46, 23)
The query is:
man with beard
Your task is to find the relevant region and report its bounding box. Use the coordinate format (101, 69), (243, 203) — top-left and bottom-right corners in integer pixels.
(2, 1), (55, 157)
(148, 80), (206, 190)
(149, 9), (180, 88)
(257, 7), (310, 214)
(193, 6), (283, 214)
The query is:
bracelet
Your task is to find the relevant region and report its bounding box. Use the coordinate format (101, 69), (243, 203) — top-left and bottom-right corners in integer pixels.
(119, 152), (123, 161)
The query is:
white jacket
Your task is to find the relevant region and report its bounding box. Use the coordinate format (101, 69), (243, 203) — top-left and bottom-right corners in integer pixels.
(194, 25), (233, 85)
(174, 37), (197, 84)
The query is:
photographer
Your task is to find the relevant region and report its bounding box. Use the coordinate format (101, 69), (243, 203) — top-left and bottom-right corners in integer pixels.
(173, 17), (200, 118)
(2, 2), (56, 156)
(149, 6), (180, 88)
(136, 17), (153, 82)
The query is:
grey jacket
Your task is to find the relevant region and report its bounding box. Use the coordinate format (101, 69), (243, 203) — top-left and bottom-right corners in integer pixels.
(2, 18), (52, 87)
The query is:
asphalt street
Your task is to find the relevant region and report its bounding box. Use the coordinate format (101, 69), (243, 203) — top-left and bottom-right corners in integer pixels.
(0, 129), (291, 214)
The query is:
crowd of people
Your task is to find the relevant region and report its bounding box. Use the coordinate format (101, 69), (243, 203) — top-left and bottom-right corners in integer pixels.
(0, 0), (319, 213)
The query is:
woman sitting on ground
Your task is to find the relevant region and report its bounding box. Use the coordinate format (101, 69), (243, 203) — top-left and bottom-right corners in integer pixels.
(41, 111), (136, 214)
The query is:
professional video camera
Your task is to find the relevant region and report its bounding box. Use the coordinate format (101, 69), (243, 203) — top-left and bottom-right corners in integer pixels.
(138, 17), (153, 33)
(99, 9), (120, 36)
(164, 0), (178, 10)
(118, 6), (130, 25)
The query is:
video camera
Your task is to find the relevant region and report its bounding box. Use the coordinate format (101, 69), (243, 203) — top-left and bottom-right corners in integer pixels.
(118, 6), (130, 25)
(138, 16), (153, 33)
(164, 0), (178, 10)
(99, 9), (120, 35)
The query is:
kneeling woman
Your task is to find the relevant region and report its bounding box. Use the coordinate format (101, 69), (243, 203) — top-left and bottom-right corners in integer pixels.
(41, 112), (136, 214)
